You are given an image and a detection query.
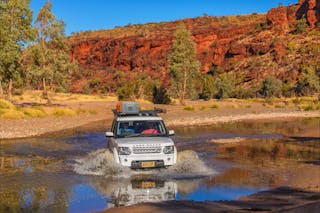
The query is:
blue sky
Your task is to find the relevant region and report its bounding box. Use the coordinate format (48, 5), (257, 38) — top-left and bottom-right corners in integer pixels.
(30, 0), (298, 35)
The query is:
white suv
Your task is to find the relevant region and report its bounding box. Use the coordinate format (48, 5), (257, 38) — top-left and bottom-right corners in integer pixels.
(106, 102), (177, 169)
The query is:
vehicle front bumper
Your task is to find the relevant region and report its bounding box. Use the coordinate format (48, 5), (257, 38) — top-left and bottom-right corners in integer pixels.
(118, 153), (176, 168)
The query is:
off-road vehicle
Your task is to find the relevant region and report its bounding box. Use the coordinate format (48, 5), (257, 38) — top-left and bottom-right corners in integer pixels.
(106, 102), (177, 169)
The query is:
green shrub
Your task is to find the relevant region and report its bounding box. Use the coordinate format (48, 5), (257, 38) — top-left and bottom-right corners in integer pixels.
(215, 73), (235, 99)
(0, 99), (15, 109)
(52, 108), (77, 117)
(274, 105), (285, 108)
(76, 108), (98, 115)
(184, 106), (195, 111)
(302, 105), (314, 111)
(153, 86), (171, 104)
(116, 84), (135, 101)
(22, 107), (47, 117)
(295, 65), (320, 96)
(260, 77), (282, 98)
(200, 74), (215, 100)
(294, 16), (308, 34)
(0, 109), (26, 119)
(210, 104), (219, 109)
(200, 106), (208, 111)
(89, 77), (101, 88)
(292, 98), (302, 105)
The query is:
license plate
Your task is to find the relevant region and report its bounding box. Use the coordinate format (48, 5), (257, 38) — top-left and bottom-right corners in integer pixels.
(141, 161), (155, 168)
(141, 181), (156, 188)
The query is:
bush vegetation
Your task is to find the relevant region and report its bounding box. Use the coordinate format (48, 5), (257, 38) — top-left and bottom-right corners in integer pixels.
(183, 106), (195, 111)
(52, 108), (77, 117)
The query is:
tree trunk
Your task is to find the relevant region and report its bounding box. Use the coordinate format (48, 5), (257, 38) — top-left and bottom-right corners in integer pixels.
(42, 77), (47, 94)
(42, 78), (52, 105)
(0, 80), (3, 98)
(8, 79), (13, 100)
(180, 69), (187, 105)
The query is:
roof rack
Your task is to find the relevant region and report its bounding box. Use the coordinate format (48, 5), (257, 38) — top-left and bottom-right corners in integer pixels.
(112, 101), (166, 117)
(112, 108), (166, 117)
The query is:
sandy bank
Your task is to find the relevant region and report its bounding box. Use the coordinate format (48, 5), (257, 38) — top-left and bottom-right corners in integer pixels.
(0, 101), (319, 139)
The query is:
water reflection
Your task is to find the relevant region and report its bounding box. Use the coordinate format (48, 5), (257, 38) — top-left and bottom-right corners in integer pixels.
(107, 179), (177, 207)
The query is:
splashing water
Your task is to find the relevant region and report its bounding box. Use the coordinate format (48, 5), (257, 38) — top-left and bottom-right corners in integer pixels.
(73, 149), (216, 178)
(166, 150), (216, 177)
(73, 149), (130, 177)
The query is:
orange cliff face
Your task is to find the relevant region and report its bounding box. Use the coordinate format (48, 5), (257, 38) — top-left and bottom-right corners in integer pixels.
(267, 0), (319, 29)
(69, 0), (319, 93)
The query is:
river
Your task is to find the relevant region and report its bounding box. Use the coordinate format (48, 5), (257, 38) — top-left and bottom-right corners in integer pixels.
(0, 117), (319, 212)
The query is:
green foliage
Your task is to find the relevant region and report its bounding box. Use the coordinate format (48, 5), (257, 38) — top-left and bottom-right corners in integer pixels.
(200, 74), (215, 100)
(152, 86), (171, 104)
(83, 85), (90, 95)
(183, 106), (195, 111)
(0, 109), (26, 119)
(52, 108), (77, 117)
(235, 83), (258, 99)
(0, 0), (36, 97)
(260, 76), (282, 98)
(294, 16), (308, 34)
(215, 73), (235, 99)
(89, 77), (101, 89)
(282, 80), (295, 97)
(210, 104), (219, 109)
(0, 99), (15, 109)
(116, 83), (134, 101)
(25, 1), (78, 98)
(116, 72), (160, 101)
(22, 107), (47, 117)
(168, 23), (201, 104)
(295, 65), (320, 96)
(302, 105), (314, 111)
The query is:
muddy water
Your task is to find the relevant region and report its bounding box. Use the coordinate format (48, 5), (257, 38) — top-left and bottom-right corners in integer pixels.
(0, 118), (319, 212)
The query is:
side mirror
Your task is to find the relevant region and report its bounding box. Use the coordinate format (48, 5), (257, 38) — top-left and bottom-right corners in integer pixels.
(105, 132), (114, 137)
(168, 130), (175, 136)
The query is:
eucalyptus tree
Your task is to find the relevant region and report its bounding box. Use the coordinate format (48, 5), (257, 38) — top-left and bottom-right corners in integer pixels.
(0, 0), (35, 99)
(168, 23), (201, 105)
(26, 0), (78, 102)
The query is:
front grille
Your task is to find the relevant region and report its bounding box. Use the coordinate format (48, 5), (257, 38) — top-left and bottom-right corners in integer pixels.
(132, 144), (162, 154)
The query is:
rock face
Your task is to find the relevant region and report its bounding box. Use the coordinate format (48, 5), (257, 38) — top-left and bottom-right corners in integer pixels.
(69, 0), (318, 93)
(267, 0), (319, 29)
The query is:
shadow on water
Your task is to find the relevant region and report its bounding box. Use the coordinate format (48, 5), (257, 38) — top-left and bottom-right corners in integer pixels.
(0, 117), (319, 212)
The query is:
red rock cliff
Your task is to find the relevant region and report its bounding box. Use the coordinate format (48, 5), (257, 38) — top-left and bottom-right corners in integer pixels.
(267, 0), (319, 29)
(69, 0), (318, 93)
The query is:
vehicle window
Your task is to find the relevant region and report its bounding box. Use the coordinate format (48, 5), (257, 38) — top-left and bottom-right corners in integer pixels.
(116, 120), (167, 137)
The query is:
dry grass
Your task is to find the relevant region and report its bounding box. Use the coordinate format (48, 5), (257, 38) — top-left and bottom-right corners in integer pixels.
(52, 108), (77, 117)
(0, 99), (15, 109)
(183, 106), (195, 111)
(12, 90), (117, 103)
(21, 107), (47, 117)
(0, 109), (26, 119)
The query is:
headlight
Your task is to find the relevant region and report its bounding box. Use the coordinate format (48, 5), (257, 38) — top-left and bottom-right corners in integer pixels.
(163, 146), (174, 154)
(118, 147), (131, 155)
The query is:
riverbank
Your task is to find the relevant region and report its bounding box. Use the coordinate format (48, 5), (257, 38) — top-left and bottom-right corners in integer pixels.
(0, 98), (319, 139)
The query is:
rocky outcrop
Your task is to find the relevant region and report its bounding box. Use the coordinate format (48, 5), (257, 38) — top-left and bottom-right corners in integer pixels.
(69, 1), (318, 93)
(267, 0), (319, 29)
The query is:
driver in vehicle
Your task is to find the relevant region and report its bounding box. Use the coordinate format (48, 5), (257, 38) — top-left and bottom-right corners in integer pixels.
(141, 122), (159, 134)
(119, 122), (135, 134)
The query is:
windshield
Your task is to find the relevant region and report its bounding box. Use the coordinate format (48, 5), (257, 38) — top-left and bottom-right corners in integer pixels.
(116, 120), (167, 137)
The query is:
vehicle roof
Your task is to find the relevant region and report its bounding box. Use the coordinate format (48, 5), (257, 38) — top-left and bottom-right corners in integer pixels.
(116, 116), (163, 122)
